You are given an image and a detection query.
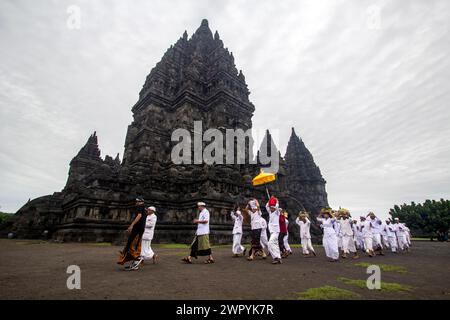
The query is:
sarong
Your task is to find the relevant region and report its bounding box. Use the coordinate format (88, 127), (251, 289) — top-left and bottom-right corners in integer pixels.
(278, 232), (287, 253)
(190, 234), (212, 258)
(117, 232), (142, 265)
(249, 228), (263, 256)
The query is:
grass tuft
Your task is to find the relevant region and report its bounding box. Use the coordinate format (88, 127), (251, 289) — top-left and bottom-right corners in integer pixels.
(338, 277), (413, 292)
(354, 262), (408, 273)
(296, 285), (360, 300)
(90, 242), (112, 247)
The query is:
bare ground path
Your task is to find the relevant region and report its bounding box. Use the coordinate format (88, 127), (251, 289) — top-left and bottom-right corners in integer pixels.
(0, 239), (449, 300)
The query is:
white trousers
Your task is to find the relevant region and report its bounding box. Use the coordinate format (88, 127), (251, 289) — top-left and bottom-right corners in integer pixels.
(342, 234), (356, 253)
(232, 233), (244, 254)
(268, 232), (281, 259)
(301, 237), (314, 254)
(337, 235), (343, 249)
(388, 236), (397, 252)
(363, 236), (373, 252)
(397, 234), (408, 250)
(283, 234), (292, 252)
(356, 236), (365, 251)
(323, 233), (339, 260)
(260, 229), (269, 250)
(372, 233), (382, 249)
(140, 239), (155, 260)
(382, 235), (390, 248)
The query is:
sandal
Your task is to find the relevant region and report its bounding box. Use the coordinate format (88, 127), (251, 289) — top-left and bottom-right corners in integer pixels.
(182, 257), (192, 264)
(204, 258), (215, 264)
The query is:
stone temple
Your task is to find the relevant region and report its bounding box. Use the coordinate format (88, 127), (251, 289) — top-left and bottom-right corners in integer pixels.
(1, 20), (328, 244)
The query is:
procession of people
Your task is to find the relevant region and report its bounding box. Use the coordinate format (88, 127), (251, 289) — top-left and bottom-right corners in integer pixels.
(117, 195), (412, 270)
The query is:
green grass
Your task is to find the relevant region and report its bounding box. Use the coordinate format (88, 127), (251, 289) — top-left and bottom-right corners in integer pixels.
(338, 277), (413, 292)
(89, 242), (112, 247)
(295, 286), (360, 300)
(354, 262), (408, 274)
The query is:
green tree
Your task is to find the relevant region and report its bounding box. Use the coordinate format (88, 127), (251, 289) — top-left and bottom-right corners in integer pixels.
(389, 199), (450, 236)
(0, 212), (13, 225)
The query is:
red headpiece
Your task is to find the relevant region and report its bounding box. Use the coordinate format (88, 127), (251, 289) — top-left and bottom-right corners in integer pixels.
(268, 196), (278, 207)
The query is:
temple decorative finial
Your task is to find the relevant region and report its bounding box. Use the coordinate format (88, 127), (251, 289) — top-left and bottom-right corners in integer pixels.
(214, 30), (220, 40)
(183, 30), (188, 40)
(201, 19), (209, 27)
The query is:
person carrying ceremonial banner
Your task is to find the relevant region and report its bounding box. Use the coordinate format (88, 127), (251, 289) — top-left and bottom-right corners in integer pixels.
(182, 202), (215, 264)
(265, 196), (282, 264)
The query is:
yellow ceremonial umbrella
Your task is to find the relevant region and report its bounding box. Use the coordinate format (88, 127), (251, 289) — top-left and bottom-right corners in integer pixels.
(252, 170), (276, 198)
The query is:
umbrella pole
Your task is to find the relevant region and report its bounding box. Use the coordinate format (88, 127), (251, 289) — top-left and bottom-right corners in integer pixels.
(265, 186), (271, 199)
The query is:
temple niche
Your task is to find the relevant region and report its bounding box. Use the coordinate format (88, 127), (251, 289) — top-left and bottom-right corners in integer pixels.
(1, 19), (328, 244)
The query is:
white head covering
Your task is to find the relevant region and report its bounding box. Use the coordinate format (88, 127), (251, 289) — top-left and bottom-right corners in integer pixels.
(197, 202), (206, 207)
(147, 206), (156, 212)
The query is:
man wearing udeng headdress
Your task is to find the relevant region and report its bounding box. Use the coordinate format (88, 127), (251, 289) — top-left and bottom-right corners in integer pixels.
(182, 202), (215, 264)
(117, 197), (147, 268)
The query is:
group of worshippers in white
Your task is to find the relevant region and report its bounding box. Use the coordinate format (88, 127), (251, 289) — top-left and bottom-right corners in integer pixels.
(317, 207), (412, 262)
(118, 196), (412, 270)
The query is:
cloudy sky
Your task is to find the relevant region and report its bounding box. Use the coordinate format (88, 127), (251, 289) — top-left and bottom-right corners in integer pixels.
(1, 0), (449, 218)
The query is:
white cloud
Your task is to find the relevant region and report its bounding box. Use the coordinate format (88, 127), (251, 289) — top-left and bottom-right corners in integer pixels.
(0, 0), (449, 219)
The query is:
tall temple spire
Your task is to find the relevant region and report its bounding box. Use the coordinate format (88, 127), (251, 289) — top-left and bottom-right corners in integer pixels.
(135, 19), (253, 111)
(285, 128), (324, 182)
(74, 132), (101, 161)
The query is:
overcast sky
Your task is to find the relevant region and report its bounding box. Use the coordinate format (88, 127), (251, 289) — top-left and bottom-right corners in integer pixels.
(1, 0), (449, 219)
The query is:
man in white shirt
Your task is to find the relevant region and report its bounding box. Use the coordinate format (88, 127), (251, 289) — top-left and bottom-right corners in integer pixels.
(317, 208), (339, 262)
(182, 202), (214, 264)
(338, 209), (359, 259)
(265, 196), (282, 264)
(353, 219), (364, 251)
(380, 220), (390, 250)
(394, 218), (409, 251)
(405, 225), (412, 246)
(360, 216), (374, 257)
(231, 205), (245, 257)
(368, 212), (384, 255)
(385, 219), (398, 253)
(260, 217), (269, 254)
(295, 212), (316, 256)
(129, 206), (158, 270)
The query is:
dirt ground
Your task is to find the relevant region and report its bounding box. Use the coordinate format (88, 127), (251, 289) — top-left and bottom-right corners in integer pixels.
(0, 239), (449, 300)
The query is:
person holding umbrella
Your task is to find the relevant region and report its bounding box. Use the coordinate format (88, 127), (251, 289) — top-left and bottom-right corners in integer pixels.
(265, 196), (282, 264)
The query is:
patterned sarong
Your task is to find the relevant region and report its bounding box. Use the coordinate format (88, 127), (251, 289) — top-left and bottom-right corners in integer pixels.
(190, 234), (212, 258)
